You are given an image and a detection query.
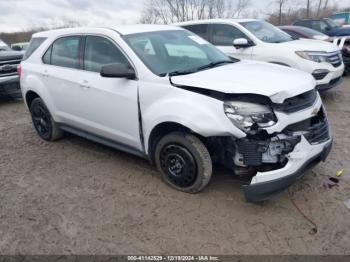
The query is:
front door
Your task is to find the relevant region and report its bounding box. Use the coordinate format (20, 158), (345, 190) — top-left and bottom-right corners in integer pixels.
(75, 35), (141, 150)
(208, 24), (254, 60)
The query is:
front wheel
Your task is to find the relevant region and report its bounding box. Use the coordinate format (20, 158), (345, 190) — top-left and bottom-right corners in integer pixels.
(154, 132), (212, 193)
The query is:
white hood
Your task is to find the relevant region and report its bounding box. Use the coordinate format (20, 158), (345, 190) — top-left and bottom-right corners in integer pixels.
(277, 39), (339, 52)
(170, 60), (315, 103)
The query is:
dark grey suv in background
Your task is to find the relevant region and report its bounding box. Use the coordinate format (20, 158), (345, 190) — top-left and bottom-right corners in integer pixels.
(0, 40), (23, 100)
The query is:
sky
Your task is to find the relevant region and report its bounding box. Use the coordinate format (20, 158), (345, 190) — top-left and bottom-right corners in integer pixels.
(0, 0), (350, 32)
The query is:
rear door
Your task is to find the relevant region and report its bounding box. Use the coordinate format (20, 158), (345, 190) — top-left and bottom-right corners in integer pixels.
(208, 24), (253, 60)
(42, 35), (83, 123)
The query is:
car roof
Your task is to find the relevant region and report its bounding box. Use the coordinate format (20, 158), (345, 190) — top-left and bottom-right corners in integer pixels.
(175, 18), (260, 26)
(295, 18), (328, 22)
(332, 12), (350, 15)
(33, 24), (183, 38)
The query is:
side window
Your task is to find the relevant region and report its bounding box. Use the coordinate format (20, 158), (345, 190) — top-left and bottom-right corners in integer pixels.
(313, 21), (329, 32)
(285, 30), (301, 39)
(43, 46), (52, 64)
(331, 14), (347, 26)
(210, 24), (247, 46)
(50, 36), (81, 69)
(295, 21), (310, 28)
(84, 36), (129, 73)
(23, 37), (47, 60)
(183, 24), (209, 40)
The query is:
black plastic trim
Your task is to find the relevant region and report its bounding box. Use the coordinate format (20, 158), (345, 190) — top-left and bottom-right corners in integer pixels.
(59, 124), (146, 159)
(243, 139), (333, 203)
(316, 77), (343, 91)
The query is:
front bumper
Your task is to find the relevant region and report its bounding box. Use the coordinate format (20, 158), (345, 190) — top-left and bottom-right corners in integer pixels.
(297, 58), (344, 91)
(0, 75), (22, 100)
(312, 63), (344, 91)
(243, 137), (332, 202)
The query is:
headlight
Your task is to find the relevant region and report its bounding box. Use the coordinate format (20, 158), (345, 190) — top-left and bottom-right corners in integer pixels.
(295, 51), (328, 63)
(224, 101), (276, 132)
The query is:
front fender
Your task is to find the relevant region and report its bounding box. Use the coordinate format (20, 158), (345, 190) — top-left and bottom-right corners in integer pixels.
(141, 87), (246, 152)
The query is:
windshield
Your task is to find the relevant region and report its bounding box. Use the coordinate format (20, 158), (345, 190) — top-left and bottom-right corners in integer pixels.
(123, 30), (233, 76)
(0, 40), (10, 51)
(297, 26), (328, 38)
(326, 18), (340, 28)
(240, 20), (293, 43)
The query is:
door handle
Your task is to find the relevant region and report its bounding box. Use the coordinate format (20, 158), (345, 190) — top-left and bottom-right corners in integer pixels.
(42, 70), (49, 77)
(80, 80), (90, 89)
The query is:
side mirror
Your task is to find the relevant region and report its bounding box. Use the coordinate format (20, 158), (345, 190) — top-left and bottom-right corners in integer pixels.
(233, 38), (250, 49)
(100, 63), (136, 79)
(324, 26), (331, 31)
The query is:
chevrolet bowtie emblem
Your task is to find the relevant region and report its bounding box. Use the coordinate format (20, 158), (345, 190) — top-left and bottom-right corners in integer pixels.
(0, 64), (16, 72)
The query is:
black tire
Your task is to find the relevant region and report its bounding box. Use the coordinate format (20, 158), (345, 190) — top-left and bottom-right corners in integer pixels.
(154, 132), (212, 193)
(29, 97), (63, 141)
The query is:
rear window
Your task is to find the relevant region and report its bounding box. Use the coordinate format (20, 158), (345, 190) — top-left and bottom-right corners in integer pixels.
(23, 37), (47, 60)
(45, 36), (81, 69)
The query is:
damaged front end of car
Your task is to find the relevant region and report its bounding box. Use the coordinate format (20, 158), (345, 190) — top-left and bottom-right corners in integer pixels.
(205, 89), (332, 202)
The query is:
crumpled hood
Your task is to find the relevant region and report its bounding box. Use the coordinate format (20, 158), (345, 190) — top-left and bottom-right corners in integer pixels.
(170, 60), (315, 103)
(0, 50), (23, 62)
(277, 39), (340, 52)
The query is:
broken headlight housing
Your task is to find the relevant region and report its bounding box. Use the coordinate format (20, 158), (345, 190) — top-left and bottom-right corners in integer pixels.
(224, 101), (277, 132)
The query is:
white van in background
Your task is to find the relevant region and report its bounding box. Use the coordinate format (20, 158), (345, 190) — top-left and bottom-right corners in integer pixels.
(177, 19), (345, 91)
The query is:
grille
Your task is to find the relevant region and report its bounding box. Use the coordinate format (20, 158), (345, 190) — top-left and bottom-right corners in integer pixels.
(326, 51), (342, 68)
(285, 108), (330, 145)
(274, 89), (317, 114)
(0, 59), (21, 77)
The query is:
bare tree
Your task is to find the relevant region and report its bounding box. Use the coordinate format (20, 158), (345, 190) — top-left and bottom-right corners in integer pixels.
(275, 0), (288, 25)
(139, 0), (252, 24)
(306, 0), (311, 18)
(316, 0), (323, 17)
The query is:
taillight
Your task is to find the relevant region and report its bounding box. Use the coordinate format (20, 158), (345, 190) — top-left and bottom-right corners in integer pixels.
(17, 64), (22, 78)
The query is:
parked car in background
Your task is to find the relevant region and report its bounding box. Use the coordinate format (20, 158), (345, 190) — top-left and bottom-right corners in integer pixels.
(293, 18), (350, 37)
(331, 12), (350, 26)
(280, 25), (350, 74)
(177, 19), (344, 91)
(0, 40), (11, 51)
(279, 25), (330, 41)
(11, 42), (29, 51)
(20, 26), (332, 202)
(0, 39), (23, 100)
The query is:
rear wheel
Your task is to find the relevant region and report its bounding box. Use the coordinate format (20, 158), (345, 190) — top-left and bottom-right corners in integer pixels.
(154, 132), (212, 193)
(30, 98), (63, 141)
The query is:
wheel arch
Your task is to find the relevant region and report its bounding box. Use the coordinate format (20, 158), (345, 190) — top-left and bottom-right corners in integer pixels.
(25, 90), (40, 108)
(147, 121), (200, 164)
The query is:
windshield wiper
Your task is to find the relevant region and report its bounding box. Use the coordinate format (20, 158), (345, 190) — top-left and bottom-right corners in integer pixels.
(168, 60), (233, 77)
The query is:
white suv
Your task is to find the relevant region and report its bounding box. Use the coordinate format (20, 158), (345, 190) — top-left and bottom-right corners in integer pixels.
(20, 25), (332, 202)
(177, 19), (344, 91)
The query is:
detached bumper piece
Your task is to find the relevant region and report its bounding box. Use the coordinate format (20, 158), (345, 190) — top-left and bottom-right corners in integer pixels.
(243, 141), (332, 203)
